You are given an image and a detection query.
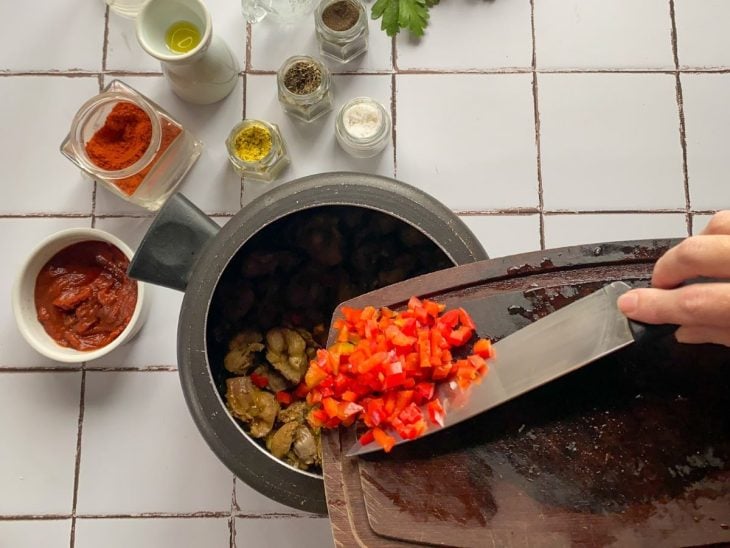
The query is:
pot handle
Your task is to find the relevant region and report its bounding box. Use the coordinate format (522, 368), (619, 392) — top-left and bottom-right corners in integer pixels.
(127, 193), (220, 291)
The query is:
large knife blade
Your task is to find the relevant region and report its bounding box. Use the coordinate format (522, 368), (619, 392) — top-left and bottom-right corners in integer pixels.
(346, 281), (674, 457)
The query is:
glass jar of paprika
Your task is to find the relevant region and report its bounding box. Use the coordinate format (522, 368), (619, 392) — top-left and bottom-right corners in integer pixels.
(60, 80), (202, 211)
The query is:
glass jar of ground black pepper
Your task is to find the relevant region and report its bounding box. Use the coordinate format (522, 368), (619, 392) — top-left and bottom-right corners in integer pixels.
(225, 119), (290, 182)
(314, 0), (368, 63)
(60, 80), (202, 211)
(276, 55), (333, 122)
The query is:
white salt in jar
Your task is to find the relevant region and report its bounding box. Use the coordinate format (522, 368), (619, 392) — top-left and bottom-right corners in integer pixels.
(334, 97), (391, 158)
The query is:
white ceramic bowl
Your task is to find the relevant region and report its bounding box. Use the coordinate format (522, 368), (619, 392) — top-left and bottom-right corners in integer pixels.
(12, 228), (149, 363)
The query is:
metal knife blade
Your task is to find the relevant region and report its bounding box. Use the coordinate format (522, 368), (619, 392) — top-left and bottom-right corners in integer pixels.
(346, 281), (636, 457)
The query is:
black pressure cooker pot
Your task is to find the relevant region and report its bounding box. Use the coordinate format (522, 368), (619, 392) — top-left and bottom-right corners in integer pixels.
(128, 172), (488, 513)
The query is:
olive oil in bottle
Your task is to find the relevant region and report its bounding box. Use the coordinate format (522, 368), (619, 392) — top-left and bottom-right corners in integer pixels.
(165, 21), (201, 54)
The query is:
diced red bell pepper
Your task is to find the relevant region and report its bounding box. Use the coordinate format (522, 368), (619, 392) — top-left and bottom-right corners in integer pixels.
(305, 361), (328, 389)
(458, 308), (476, 329)
(427, 399), (445, 427)
(385, 325), (417, 347)
(359, 429), (375, 445)
(398, 402), (423, 425)
(341, 390), (358, 402)
(275, 391), (293, 405)
(323, 397), (340, 419)
(337, 401), (364, 420)
(418, 329), (431, 368)
(472, 338), (494, 359)
(304, 296), (493, 451)
(447, 326), (474, 346)
(414, 382), (435, 403)
(250, 373), (269, 389)
(372, 427), (396, 453)
(423, 299), (445, 317)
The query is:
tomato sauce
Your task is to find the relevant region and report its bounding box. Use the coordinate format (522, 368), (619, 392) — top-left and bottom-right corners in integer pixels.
(34, 241), (138, 351)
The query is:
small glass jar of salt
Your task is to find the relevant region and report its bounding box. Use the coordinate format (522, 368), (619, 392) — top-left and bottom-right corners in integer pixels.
(335, 97), (391, 158)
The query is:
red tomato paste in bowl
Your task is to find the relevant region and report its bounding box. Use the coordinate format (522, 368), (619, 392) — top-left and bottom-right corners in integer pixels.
(34, 241), (138, 351)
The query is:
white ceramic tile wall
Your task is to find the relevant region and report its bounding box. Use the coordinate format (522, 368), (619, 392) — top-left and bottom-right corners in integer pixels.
(77, 372), (232, 514)
(460, 215), (541, 258)
(2, 0), (730, 546)
(0, 77), (99, 215)
(680, 74), (730, 211)
(75, 518), (230, 548)
(0, 0), (105, 71)
(0, 373), (81, 515)
(674, 0), (730, 69)
(234, 517), (334, 548)
(544, 213), (688, 248)
(0, 520), (72, 548)
(396, 0), (532, 70)
(538, 74), (685, 211)
(396, 74), (538, 211)
(534, 0), (673, 69)
(692, 214), (714, 236)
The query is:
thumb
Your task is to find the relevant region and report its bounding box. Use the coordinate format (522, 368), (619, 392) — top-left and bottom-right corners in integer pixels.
(617, 290), (640, 316)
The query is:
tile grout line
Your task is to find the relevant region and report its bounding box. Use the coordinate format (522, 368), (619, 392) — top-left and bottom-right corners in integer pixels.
(2, 68), (730, 78)
(0, 366), (178, 373)
(0, 208), (714, 223)
(529, 0), (545, 250)
(245, 23), (252, 73)
(391, 35), (398, 179)
(91, 6), (111, 229)
(229, 476), (237, 548)
(0, 511), (317, 520)
(240, 71), (247, 209)
(68, 369), (86, 548)
(668, 0), (692, 236)
(241, 22), (252, 207)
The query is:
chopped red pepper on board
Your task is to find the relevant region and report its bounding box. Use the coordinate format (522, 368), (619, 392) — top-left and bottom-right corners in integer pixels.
(304, 298), (493, 452)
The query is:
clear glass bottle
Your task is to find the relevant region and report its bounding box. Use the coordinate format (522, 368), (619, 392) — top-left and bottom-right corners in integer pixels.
(335, 97), (391, 158)
(241, 0), (317, 24)
(276, 55), (333, 122)
(60, 80), (202, 211)
(225, 120), (290, 182)
(314, 0), (368, 63)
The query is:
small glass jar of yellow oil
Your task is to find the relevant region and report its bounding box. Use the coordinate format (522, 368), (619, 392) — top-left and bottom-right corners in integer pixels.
(225, 120), (290, 182)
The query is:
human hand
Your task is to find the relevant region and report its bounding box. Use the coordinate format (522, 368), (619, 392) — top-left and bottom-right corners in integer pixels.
(617, 211), (730, 347)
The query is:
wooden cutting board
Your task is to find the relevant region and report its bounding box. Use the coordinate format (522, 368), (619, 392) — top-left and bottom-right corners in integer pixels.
(322, 239), (730, 547)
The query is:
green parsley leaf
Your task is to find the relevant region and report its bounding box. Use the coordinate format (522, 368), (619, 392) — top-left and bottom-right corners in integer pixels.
(371, 0), (434, 37)
(372, 0), (401, 36)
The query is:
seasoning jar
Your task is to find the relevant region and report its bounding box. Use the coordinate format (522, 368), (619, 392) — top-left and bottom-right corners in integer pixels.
(60, 80), (202, 211)
(314, 0), (368, 63)
(335, 97), (391, 158)
(277, 55), (333, 122)
(225, 119), (290, 182)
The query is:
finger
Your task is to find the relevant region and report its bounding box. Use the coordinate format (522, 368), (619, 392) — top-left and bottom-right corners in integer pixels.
(700, 210), (730, 236)
(675, 325), (730, 348)
(651, 235), (730, 289)
(616, 284), (730, 327)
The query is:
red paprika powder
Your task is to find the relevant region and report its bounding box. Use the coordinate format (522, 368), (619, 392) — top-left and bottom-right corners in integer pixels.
(85, 101), (182, 196)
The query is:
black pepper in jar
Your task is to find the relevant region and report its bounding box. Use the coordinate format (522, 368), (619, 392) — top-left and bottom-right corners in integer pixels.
(283, 61), (323, 95)
(321, 0), (360, 32)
